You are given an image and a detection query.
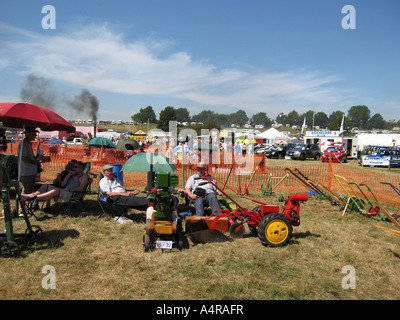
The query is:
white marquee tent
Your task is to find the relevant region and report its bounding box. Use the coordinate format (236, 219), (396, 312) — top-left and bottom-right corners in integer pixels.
(258, 128), (287, 140)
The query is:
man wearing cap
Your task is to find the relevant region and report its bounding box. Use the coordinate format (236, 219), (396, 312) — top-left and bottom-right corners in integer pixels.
(99, 165), (148, 209)
(17, 127), (41, 193)
(184, 162), (222, 216)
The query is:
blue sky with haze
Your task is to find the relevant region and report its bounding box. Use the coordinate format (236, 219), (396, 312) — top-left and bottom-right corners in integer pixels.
(0, 0), (399, 122)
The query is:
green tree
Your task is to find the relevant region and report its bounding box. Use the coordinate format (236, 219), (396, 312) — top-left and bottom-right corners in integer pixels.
(132, 105), (157, 123)
(276, 112), (287, 125)
(327, 110), (345, 131)
(175, 107), (191, 122)
(347, 105), (370, 128)
(286, 110), (300, 126)
(228, 110), (248, 127)
(366, 113), (386, 129)
(192, 110), (216, 124)
(250, 112), (272, 127)
(158, 106), (176, 132)
(314, 111), (329, 128)
(299, 110), (315, 128)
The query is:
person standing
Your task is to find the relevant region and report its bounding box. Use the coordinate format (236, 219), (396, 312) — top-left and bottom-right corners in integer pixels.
(17, 127), (40, 194)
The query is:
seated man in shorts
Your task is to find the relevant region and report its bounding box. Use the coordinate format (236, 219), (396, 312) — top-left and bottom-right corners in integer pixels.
(22, 161), (88, 213)
(99, 164), (148, 209)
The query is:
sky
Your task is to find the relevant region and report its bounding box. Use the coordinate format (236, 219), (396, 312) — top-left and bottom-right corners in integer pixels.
(0, 0), (399, 123)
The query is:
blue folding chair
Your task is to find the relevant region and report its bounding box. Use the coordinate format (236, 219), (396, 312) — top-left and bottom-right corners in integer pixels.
(97, 172), (129, 220)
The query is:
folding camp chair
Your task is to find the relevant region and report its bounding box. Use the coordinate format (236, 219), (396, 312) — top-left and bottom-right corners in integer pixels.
(25, 174), (94, 217)
(83, 162), (98, 194)
(97, 173), (129, 220)
(67, 176), (93, 212)
(97, 188), (129, 220)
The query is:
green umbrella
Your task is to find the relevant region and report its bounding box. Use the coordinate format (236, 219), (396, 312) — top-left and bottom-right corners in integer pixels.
(88, 137), (115, 148)
(115, 138), (139, 151)
(121, 152), (176, 173)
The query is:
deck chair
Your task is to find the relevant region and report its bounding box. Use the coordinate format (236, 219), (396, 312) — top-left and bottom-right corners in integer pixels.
(97, 174), (129, 220)
(54, 161), (94, 211)
(26, 174), (94, 217)
(67, 176), (93, 210)
(97, 188), (130, 220)
(83, 162), (98, 194)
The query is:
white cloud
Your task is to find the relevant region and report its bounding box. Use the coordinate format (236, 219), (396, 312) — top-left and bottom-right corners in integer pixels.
(0, 22), (354, 116)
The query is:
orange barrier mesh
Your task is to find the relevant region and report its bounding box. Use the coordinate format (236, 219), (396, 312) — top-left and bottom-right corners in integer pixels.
(5, 142), (400, 207)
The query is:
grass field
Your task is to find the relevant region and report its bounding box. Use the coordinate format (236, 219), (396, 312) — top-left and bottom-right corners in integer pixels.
(1, 175), (400, 300)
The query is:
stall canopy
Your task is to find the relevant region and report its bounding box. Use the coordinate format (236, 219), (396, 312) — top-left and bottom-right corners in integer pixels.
(258, 128), (286, 140)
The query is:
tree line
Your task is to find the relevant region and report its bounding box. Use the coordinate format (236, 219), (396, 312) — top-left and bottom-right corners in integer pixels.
(132, 105), (399, 133)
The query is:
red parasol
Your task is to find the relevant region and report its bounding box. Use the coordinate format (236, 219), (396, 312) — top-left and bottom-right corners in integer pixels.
(0, 103), (75, 133)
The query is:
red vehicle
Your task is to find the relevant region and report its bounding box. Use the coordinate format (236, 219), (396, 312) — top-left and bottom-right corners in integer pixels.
(322, 145), (347, 163)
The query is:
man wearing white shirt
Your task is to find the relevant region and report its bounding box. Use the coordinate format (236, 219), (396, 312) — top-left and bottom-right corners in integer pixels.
(99, 165), (148, 208)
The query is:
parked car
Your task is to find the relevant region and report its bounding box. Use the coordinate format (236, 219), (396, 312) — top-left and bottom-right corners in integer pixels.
(65, 138), (85, 145)
(265, 145), (288, 159)
(372, 148), (400, 156)
(322, 146), (347, 163)
(254, 144), (273, 155)
(286, 144), (321, 160)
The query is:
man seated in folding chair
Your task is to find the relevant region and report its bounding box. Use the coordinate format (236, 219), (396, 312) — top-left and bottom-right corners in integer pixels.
(22, 161), (89, 213)
(99, 165), (148, 211)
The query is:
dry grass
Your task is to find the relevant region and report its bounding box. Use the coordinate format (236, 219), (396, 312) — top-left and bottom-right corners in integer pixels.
(1, 184), (400, 301)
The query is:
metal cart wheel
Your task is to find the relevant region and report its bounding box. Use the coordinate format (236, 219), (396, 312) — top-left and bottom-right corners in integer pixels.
(0, 241), (20, 258)
(25, 225), (43, 239)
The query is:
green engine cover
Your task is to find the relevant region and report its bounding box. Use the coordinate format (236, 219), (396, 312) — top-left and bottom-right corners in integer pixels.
(147, 172), (179, 220)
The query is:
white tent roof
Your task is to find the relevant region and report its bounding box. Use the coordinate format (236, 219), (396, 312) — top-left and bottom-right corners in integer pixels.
(258, 128), (286, 139)
(233, 132), (265, 139)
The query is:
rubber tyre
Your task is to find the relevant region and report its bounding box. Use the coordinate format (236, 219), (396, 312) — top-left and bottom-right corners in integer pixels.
(258, 213), (293, 247)
(143, 234), (151, 252)
(299, 153), (306, 161)
(315, 154), (320, 160)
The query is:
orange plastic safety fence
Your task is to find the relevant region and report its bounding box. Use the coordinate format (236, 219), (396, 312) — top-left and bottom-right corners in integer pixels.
(5, 141), (400, 206)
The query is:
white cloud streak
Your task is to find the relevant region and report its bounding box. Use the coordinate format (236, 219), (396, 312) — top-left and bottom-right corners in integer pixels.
(0, 22), (354, 115)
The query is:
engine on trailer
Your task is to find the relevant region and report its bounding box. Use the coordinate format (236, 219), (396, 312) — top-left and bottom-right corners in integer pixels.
(147, 172), (179, 221)
(144, 172), (185, 251)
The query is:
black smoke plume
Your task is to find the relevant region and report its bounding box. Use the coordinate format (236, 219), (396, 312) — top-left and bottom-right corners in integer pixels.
(20, 74), (100, 124)
(20, 73), (57, 110)
(68, 89), (99, 123)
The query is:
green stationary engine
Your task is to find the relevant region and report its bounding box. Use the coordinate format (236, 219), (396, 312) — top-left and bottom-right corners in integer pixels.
(147, 172), (179, 220)
(144, 172), (184, 251)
